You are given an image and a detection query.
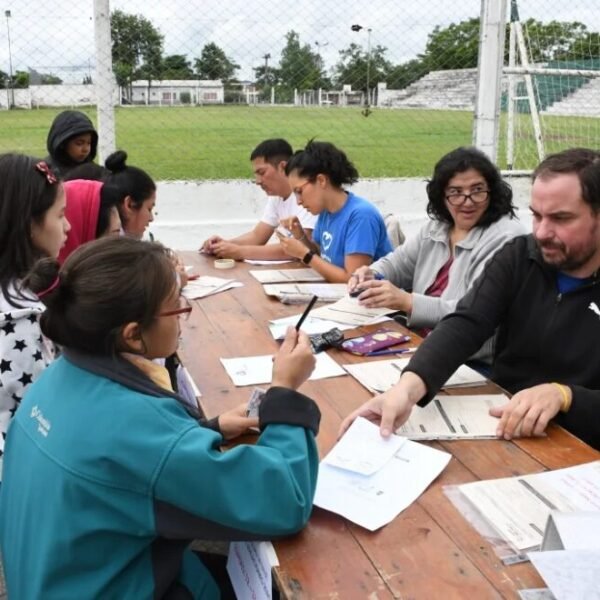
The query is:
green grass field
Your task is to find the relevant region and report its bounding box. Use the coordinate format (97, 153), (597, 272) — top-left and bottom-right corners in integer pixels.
(0, 105), (597, 180)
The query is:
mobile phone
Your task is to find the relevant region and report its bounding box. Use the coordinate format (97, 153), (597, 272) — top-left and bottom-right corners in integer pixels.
(349, 287), (365, 298)
(309, 328), (345, 353)
(276, 225), (293, 238)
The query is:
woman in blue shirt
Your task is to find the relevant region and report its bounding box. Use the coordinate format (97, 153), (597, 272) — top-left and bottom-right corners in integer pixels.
(278, 141), (392, 283)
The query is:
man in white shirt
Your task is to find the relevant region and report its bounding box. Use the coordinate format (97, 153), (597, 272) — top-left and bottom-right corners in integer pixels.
(201, 139), (316, 260)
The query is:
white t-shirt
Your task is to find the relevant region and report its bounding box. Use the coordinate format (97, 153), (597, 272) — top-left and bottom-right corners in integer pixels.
(260, 193), (317, 230)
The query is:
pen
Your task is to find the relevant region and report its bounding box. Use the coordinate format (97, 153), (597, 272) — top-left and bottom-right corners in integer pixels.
(295, 295), (319, 331)
(366, 347), (416, 357)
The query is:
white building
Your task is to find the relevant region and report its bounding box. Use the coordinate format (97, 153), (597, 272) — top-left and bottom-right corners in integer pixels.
(126, 80), (224, 106)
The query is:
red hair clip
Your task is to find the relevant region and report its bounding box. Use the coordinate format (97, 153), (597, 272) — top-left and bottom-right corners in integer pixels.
(35, 161), (58, 185)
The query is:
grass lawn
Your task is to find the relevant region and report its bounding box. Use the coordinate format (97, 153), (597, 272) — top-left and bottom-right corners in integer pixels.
(0, 105), (597, 180)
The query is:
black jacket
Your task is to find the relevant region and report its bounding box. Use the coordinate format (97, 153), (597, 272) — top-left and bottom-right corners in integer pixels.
(406, 234), (600, 449)
(45, 110), (98, 177)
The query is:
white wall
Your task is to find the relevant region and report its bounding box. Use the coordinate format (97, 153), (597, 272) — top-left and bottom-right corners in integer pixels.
(151, 177), (533, 250)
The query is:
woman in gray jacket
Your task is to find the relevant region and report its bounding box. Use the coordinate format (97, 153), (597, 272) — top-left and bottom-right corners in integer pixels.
(350, 147), (525, 361)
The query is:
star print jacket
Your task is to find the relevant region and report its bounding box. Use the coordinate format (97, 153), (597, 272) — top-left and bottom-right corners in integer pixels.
(0, 283), (54, 478)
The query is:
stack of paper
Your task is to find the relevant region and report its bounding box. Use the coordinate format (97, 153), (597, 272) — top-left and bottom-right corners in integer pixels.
(262, 283), (347, 304)
(182, 276), (243, 299)
(396, 394), (508, 440)
(314, 417), (451, 530)
(249, 268), (325, 283)
(220, 351), (346, 386)
(525, 511), (600, 600)
(343, 357), (487, 394)
(457, 461), (600, 553)
(310, 296), (394, 326)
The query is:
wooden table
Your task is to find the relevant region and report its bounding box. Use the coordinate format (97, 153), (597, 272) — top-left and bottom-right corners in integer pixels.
(179, 253), (600, 599)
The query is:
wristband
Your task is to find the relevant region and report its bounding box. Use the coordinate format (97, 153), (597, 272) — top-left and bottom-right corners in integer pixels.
(302, 249), (316, 265)
(552, 382), (572, 412)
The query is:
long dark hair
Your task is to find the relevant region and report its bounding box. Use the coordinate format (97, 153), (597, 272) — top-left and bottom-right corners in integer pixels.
(26, 237), (176, 356)
(426, 147), (516, 227)
(0, 153), (61, 306)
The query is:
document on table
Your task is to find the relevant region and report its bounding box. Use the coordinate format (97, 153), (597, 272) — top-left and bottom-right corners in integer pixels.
(541, 511), (600, 551)
(268, 315), (356, 340)
(220, 351), (346, 386)
(310, 296), (394, 326)
(527, 550), (600, 600)
(343, 357), (487, 394)
(244, 259), (295, 265)
(457, 461), (600, 552)
(227, 541), (279, 600)
(262, 283), (347, 303)
(396, 394), (508, 440)
(314, 417), (451, 531)
(249, 268), (325, 283)
(182, 276), (243, 299)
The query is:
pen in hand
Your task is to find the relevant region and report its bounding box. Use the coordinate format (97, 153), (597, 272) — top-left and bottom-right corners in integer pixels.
(295, 295), (319, 331)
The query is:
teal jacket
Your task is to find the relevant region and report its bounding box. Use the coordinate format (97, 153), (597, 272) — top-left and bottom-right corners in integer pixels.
(0, 351), (321, 599)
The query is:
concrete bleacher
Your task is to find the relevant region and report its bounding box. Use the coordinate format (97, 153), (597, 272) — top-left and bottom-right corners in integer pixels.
(543, 77), (600, 117)
(378, 69), (477, 111)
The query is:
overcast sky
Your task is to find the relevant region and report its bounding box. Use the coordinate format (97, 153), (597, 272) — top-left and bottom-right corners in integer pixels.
(0, 0), (599, 82)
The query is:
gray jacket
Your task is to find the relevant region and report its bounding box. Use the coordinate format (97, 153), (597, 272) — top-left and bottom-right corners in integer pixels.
(372, 215), (526, 360)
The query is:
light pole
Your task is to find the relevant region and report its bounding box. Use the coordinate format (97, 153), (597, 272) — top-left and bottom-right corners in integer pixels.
(5, 9), (14, 108)
(314, 40), (328, 71)
(351, 24), (372, 116)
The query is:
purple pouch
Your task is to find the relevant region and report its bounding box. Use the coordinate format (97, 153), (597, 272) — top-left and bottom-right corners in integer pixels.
(341, 328), (411, 356)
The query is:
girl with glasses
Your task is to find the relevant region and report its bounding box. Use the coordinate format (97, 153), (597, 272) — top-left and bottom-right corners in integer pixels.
(0, 236), (320, 599)
(349, 147), (525, 363)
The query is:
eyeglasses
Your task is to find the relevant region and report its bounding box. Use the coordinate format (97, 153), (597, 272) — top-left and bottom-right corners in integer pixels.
(157, 296), (192, 320)
(445, 190), (490, 206)
(35, 161), (58, 185)
(292, 180), (312, 198)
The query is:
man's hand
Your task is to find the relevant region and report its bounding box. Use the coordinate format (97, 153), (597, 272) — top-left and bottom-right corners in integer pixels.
(272, 327), (315, 390)
(200, 235), (223, 255)
(356, 280), (412, 312)
(339, 371), (426, 438)
(490, 383), (565, 440)
(212, 241), (246, 261)
(217, 403), (259, 440)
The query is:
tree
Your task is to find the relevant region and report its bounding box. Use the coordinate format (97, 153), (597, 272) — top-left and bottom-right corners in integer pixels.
(111, 9), (164, 101)
(161, 54), (193, 79)
(419, 17), (480, 72)
(82, 74), (93, 85)
(522, 19), (588, 62)
(334, 42), (391, 92)
(40, 74), (63, 85)
(278, 31), (327, 91)
(12, 71), (29, 89)
(0, 70), (7, 88)
(194, 43), (239, 82)
(386, 59), (429, 90)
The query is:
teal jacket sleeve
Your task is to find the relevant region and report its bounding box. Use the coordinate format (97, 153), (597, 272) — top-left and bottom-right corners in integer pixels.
(152, 387), (320, 541)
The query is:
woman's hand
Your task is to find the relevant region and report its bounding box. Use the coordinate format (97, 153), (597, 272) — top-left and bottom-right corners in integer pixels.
(272, 327), (315, 390)
(280, 216), (306, 241)
(348, 266), (375, 293)
(277, 234), (309, 259)
(217, 403), (259, 440)
(355, 279), (412, 312)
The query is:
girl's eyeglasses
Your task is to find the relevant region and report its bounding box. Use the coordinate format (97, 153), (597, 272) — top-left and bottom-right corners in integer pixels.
(157, 296), (192, 320)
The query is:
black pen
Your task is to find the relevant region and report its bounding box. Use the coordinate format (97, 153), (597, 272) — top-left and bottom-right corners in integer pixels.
(295, 295), (319, 331)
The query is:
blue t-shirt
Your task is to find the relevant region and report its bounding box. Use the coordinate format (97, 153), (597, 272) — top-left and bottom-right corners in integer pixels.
(556, 272), (592, 294)
(313, 192), (392, 268)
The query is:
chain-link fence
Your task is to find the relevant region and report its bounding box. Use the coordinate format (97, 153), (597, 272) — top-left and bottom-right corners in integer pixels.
(0, 0), (599, 179)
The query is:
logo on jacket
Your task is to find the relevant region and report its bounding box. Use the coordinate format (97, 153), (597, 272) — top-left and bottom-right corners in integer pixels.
(30, 405), (51, 437)
(589, 302), (600, 318)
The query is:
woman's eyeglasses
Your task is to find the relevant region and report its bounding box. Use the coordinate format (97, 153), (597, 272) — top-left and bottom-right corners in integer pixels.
(293, 180), (312, 198)
(445, 190), (490, 206)
(157, 296), (192, 320)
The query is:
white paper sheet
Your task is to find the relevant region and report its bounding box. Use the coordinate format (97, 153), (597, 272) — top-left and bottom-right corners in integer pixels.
(343, 358), (487, 394)
(269, 315), (357, 340)
(458, 461), (600, 552)
(262, 283), (347, 303)
(244, 259), (295, 265)
(528, 549), (600, 600)
(249, 268), (325, 283)
(322, 417), (406, 475)
(310, 296), (394, 326)
(396, 394), (509, 440)
(314, 420), (451, 530)
(220, 351), (346, 386)
(542, 511), (600, 551)
(182, 276), (243, 299)
(227, 541), (275, 600)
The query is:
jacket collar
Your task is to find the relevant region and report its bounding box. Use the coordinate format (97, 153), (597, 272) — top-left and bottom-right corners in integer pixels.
(428, 219), (485, 249)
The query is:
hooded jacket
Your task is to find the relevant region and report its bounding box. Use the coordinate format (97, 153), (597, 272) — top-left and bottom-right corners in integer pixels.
(45, 110), (98, 177)
(58, 179), (103, 263)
